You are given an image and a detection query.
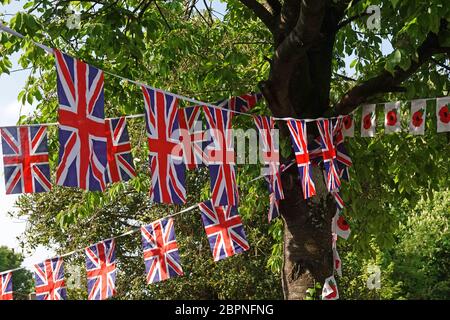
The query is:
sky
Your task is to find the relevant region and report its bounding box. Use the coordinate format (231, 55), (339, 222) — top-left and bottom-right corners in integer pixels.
(0, 1), (392, 271)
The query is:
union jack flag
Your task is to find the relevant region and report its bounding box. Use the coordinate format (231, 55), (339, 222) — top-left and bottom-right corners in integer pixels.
(34, 257), (66, 300)
(216, 93), (263, 113)
(178, 105), (208, 170)
(287, 120), (316, 199)
(265, 177), (280, 222)
(141, 217), (184, 284)
(54, 49), (107, 191)
(0, 272), (13, 300)
(199, 200), (250, 261)
(332, 191), (345, 210)
(105, 117), (136, 184)
(333, 117), (352, 182)
(253, 116), (284, 201)
(142, 87), (186, 204)
(203, 106), (238, 206)
(317, 119), (341, 192)
(1, 126), (51, 194)
(85, 239), (117, 300)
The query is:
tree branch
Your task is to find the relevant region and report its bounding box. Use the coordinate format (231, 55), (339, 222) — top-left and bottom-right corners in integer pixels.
(265, 0), (281, 15)
(336, 11), (370, 30)
(238, 0), (275, 32)
(335, 30), (450, 114)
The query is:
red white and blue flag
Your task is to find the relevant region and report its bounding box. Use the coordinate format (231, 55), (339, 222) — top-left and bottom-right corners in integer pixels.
(199, 200), (249, 261)
(141, 217), (184, 284)
(85, 239), (117, 300)
(142, 87), (186, 205)
(287, 120), (316, 199)
(105, 117), (136, 184)
(0, 272), (13, 300)
(34, 257), (66, 300)
(317, 119), (341, 192)
(1, 125), (51, 194)
(216, 93), (263, 113)
(203, 106), (238, 206)
(54, 49), (107, 191)
(333, 117), (352, 182)
(178, 105), (208, 170)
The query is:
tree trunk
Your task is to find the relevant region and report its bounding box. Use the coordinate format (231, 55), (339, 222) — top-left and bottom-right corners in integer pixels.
(279, 165), (335, 299)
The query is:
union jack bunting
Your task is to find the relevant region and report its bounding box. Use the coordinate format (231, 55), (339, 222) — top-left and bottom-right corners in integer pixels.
(34, 257), (66, 300)
(85, 239), (117, 300)
(141, 217), (184, 284)
(253, 116), (284, 201)
(142, 87), (186, 204)
(287, 120), (316, 199)
(332, 191), (345, 210)
(203, 106), (239, 206)
(333, 117), (352, 182)
(0, 272), (13, 300)
(216, 93), (263, 113)
(178, 105), (208, 170)
(0, 126), (51, 194)
(317, 119), (341, 192)
(54, 49), (107, 191)
(199, 200), (250, 261)
(105, 117), (136, 184)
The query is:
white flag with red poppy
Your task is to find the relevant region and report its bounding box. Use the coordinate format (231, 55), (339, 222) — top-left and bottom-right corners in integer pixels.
(361, 104), (376, 137)
(384, 102), (401, 133)
(322, 275), (339, 300)
(436, 97), (450, 133)
(409, 99), (426, 135)
(342, 115), (354, 137)
(332, 233), (342, 277)
(332, 209), (351, 240)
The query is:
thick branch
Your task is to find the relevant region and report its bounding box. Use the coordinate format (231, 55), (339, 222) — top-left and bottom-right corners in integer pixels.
(335, 31), (450, 114)
(239, 0), (275, 31)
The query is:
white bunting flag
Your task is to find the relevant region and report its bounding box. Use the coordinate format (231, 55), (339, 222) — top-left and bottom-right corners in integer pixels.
(409, 99), (426, 135)
(361, 104), (376, 137)
(322, 275), (339, 300)
(342, 114), (354, 137)
(384, 101), (401, 133)
(332, 234), (342, 277)
(436, 97), (450, 133)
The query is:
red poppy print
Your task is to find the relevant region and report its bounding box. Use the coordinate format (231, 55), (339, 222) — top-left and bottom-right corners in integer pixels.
(337, 216), (349, 231)
(326, 284), (338, 299)
(343, 115), (352, 129)
(363, 113), (373, 130)
(439, 104), (450, 124)
(411, 109), (424, 128)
